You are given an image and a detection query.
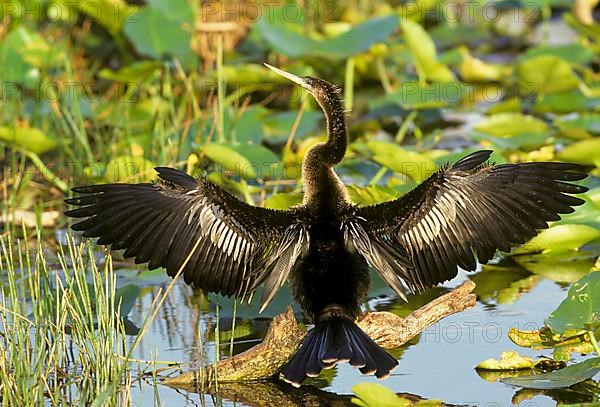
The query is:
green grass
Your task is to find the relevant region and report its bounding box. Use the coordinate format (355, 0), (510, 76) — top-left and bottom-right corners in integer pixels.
(0, 228), (132, 405)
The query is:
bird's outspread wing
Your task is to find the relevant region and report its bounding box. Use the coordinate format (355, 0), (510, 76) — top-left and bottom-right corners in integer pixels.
(345, 150), (588, 299)
(65, 167), (308, 309)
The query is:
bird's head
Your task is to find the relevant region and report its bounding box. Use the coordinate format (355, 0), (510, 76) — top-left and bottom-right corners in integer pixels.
(265, 63), (343, 107)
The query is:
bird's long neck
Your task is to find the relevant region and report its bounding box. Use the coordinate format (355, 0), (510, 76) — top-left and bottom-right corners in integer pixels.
(302, 88), (349, 209)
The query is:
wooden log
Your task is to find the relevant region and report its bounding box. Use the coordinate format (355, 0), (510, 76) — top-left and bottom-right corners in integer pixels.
(163, 280), (477, 389)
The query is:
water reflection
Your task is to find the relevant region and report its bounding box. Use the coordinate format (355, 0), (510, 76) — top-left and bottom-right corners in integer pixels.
(168, 380), (467, 407)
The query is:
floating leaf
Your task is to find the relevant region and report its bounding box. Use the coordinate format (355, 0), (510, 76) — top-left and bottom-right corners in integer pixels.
(474, 113), (548, 137)
(402, 20), (455, 83)
(114, 284), (140, 318)
(556, 113), (600, 139)
(545, 271), (600, 334)
(366, 141), (437, 182)
(477, 351), (536, 371)
(351, 383), (404, 407)
(514, 251), (598, 283)
(371, 82), (464, 110)
(519, 45), (595, 65)
(557, 138), (600, 166)
(516, 224), (600, 254)
(502, 357), (600, 389)
(0, 126), (58, 154)
(517, 55), (580, 95)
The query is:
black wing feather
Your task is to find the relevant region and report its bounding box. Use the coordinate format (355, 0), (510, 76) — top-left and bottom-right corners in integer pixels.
(346, 150), (588, 298)
(65, 167), (308, 308)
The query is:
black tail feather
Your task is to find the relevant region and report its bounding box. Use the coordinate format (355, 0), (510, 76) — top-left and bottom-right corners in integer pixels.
(281, 317), (398, 387)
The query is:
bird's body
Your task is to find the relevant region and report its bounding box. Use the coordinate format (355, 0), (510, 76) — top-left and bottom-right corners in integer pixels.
(65, 65), (589, 386)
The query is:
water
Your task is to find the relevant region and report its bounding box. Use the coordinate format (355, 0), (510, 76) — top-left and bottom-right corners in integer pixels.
(119, 262), (599, 406)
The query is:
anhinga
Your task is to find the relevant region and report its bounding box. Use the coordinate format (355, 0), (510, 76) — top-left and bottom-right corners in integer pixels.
(65, 64), (588, 387)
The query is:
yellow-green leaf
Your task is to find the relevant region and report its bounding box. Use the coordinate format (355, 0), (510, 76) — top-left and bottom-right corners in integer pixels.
(402, 20), (455, 83)
(517, 55), (580, 95)
(476, 351), (536, 371)
(367, 141), (437, 182)
(516, 224), (600, 254)
(474, 113), (548, 137)
(105, 156), (156, 182)
(557, 138), (600, 166)
(0, 126), (57, 154)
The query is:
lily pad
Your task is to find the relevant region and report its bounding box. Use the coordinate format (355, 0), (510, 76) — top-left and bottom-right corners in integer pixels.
(545, 271), (600, 334)
(366, 141), (437, 182)
(516, 224), (600, 254)
(517, 55), (580, 95)
(502, 357), (600, 389)
(474, 113), (548, 137)
(557, 138), (600, 166)
(477, 351), (536, 371)
(351, 383), (404, 407)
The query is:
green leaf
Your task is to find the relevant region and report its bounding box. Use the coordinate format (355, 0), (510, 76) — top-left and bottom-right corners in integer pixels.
(402, 20), (455, 83)
(98, 61), (163, 83)
(557, 138), (600, 166)
(114, 284), (140, 317)
(229, 144), (281, 180)
(501, 357), (600, 389)
(366, 141), (437, 182)
(545, 271), (600, 334)
(0, 126), (58, 154)
(477, 351), (536, 371)
(346, 185), (398, 206)
(351, 383), (403, 407)
(203, 144), (256, 179)
(263, 110), (322, 144)
(104, 156), (156, 182)
(517, 55), (580, 95)
(514, 251), (598, 283)
(516, 224), (600, 254)
(77, 0), (134, 34)
(319, 15), (398, 59)
(256, 11), (397, 59)
(371, 82), (464, 110)
(474, 113), (549, 137)
(0, 26), (64, 84)
(556, 113), (600, 139)
(123, 0), (195, 67)
(519, 45), (595, 65)
(264, 192), (303, 210)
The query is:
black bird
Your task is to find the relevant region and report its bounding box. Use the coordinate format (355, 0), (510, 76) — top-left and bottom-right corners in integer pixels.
(65, 64), (588, 386)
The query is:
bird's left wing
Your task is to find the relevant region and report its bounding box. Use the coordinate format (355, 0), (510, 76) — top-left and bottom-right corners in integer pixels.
(344, 150), (588, 300)
(65, 167), (308, 310)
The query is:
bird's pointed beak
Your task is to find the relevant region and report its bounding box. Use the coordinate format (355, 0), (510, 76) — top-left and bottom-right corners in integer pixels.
(264, 63), (307, 88)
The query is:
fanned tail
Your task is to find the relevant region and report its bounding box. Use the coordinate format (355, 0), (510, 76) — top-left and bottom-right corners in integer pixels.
(281, 317), (398, 387)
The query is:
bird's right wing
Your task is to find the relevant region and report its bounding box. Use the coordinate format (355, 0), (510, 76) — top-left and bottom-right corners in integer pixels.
(65, 167), (309, 310)
(344, 150), (588, 299)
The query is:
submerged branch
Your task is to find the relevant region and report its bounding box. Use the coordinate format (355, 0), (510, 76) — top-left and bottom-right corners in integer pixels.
(163, 280), (477, 390)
